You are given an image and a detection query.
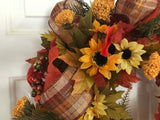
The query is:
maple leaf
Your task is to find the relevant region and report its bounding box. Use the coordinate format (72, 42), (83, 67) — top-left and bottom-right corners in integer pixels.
(43, 40), (62, 90)
(116, 70), (141, 89)
(58, 48), (82, 67)
(41, 30), (58, 42)
(101, 91), (131, 120)
(55, 38), (67, 55)
(155, 103), (160, 120)
(41, 37), (51, 49)
(110, 21), (135, 43)
(26, 49), (48, 65)
(72, 69), (94, 94)
(101, 26), (115, 57)
(93, 72), (107, 88)
(72, 9), (93, 48)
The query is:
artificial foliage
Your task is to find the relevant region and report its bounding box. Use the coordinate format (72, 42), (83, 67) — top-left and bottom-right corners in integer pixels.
(12, 0), (160, 120)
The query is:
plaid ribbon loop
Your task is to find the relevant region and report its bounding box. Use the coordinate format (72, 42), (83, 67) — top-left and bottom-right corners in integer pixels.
(39, 66), (93, 120)
(115, 0), (158, 24)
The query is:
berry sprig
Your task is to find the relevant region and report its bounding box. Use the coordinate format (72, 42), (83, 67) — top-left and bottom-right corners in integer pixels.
(31, 78), (45, 97)
(30, 56), (48, 97)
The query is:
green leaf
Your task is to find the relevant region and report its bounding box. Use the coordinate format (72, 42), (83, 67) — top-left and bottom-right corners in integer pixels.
(72, 9), (93, 48)
(78, 9), (93, 35)
(41, 30), (57, 42)
(105, 91), (124, 103)
(72, 28), (88, 48)
(137, 13), (160, 39)
(100, 92), (131, 120)
(72, 69), (95, 94)
(55, 38), (67, 55)
(58, 48), (82, 67)
(41, 37), (50, 50)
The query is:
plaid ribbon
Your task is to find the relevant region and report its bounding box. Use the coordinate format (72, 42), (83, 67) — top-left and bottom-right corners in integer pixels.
(39, 66), (93, 120)
(115, 0), (158, 24)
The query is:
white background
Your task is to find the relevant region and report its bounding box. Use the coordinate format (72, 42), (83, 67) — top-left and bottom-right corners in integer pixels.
(0, 0), (159, 120)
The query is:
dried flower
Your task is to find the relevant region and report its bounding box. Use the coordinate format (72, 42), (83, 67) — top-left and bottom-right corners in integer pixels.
(142, 52), (160, 80)
(91, 0), (115, 22)
(55, 9), (75, 27)
(12, 96), (28, 118)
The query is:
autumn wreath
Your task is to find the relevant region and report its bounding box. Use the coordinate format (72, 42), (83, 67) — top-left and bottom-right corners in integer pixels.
(12, 0), (160, 120)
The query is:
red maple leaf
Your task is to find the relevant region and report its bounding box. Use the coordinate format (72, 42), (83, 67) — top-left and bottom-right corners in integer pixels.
(155, 103), (160, 120)
(116, 70), (141, 89)
(43, 40), (62, 90)
(101, 21), (135, 57)
(101, 26), (115, 57)
(111, 21), (135, 43)
(93, 72), (107, 88)
(137, 37), (150, 47)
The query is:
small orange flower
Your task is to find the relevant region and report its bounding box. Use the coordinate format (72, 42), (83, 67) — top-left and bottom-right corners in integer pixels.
(12, 96), (28, 118)
(55, 9), (75, 26)
(142, 52), (160, 80)
(91, 0), (115, 22)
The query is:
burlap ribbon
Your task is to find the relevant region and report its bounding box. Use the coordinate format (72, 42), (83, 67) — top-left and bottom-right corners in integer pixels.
(39, 66), (93, 120)
(115, 0), (158, 24)
(48, 0), (83, 45)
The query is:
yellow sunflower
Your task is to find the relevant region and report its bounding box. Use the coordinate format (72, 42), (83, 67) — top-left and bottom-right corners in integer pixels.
(114, 38), (146, 74)
(78, 86), (107, 120)
(89, 20), (107, 34)
(79, 39), (121, 79)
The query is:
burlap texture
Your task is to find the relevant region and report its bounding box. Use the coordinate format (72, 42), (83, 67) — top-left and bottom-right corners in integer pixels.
(115, 0), (158, 24)
(39, 66), (93, 120)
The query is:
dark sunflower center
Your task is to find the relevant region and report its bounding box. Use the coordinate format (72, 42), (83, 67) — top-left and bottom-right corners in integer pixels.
(93, 52), (108, 66)
(122, 48), (132, 59)
(108, 44), (116, 54)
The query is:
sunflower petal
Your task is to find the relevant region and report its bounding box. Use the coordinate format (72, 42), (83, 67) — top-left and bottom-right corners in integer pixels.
(93, 19), (100, 30)
(107, 53), (121, 66)
(97, 40), (102, 50)
(99, 25), (107, 33)
(81, 62), (93, 69)
(126, 64), (132, 74)
(121, 38), (128, 49)
(80, 48), (92, 55)
(89, 39), (98, 51)
(114, 43), (121, 51)
(79, 55), (91, 63)
(99, 67), (111, 79)
(87, 65), (98, 76)
(120, 59), (128, 69)
(116, 64), (122, 73)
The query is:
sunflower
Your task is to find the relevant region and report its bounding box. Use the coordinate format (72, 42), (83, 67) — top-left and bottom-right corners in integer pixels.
(78, 86), (107, 120)
(79, 39), (121, 79)
(114, 38), (146, 74)
(89, 20), (107, 34)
